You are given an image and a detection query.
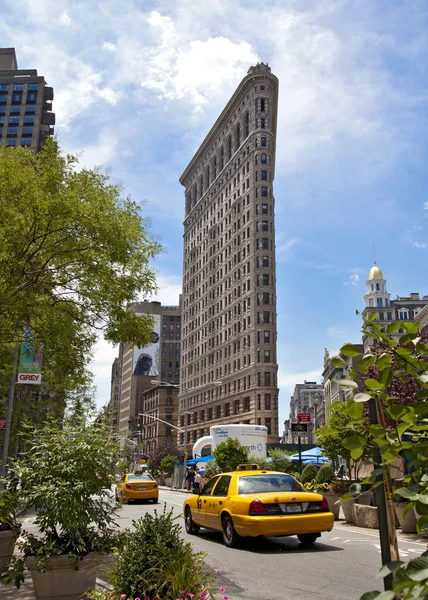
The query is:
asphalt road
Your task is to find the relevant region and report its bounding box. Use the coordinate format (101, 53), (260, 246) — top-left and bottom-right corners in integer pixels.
(114, 490), (427, 600)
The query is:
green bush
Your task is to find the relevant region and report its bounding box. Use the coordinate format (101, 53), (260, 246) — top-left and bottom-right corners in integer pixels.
(109, 506), (215, 600)
(267, 448), (293, 473)
(300, 464), (318, 484)
(315, 464), (334, 485)
(160, 454), (179, 476)
(213, 438), (249, 472)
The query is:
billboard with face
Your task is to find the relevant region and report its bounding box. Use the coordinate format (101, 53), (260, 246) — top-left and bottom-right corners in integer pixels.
(132, 314), (161, 377)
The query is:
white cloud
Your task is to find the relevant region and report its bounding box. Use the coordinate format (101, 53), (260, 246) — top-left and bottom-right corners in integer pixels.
(103, 41), (116, 51)
(345, 269), (360, 286)
(97, 87), (121, 105)
(144, 274), (182, 306)
(91, 337), (118, 409)
(413, 242), (428, 249)
(424, 202), (428, 210)
(59, 11), (71, 27)
(72, 128), (119, 170)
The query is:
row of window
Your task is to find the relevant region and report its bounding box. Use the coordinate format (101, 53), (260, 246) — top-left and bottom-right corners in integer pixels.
(0, 115), (35, 124)
(0, 138), (33, 146)
(0, 83), (39, 92)
(0, 104), (37, 114)
(161, 333), (181, 341)
(162, 315), (181, 321)
(4, 126), (33, 135)
(162, 323), (181, 331)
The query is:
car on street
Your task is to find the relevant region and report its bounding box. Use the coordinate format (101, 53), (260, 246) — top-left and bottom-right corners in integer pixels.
(183, 465), (334, 547)
(116, 472), (159, 503)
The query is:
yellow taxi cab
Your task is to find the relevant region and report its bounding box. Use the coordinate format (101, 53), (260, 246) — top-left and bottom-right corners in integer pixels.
(115, 472), (159, 503)
(183, 465), (334, 547)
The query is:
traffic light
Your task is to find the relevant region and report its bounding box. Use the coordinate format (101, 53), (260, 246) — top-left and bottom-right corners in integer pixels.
(137, 417), (141, 429)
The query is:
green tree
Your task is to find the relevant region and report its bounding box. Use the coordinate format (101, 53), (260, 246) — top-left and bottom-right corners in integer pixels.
(267, 448), (294, 473)
(213, 438), (249, 472)
(160, 455), (179, 476)
(0, 140), (161, 405)
(316, 401), (371, 481)
(335, 316), (428, 598)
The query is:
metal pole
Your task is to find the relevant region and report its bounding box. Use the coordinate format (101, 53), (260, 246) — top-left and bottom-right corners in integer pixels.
(1, 345), (19, 480)
(368, 395), (399, 592)
(298, 435), (303, 475)
(183, 387), (188, 489)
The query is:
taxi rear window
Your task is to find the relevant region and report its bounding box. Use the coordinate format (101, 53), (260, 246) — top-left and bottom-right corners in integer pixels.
(128, 474), (153, 482)
(238, 474), (304, 494)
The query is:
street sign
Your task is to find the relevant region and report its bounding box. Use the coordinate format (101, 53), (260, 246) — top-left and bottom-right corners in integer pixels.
(298, 413), (311, 423)
(0, 420), (6, 430)
(291, 423), (308, 433)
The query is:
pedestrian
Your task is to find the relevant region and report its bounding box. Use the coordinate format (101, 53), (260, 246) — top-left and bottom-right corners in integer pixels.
(193, 469), (201, 492)
(185, 467), (195, 491)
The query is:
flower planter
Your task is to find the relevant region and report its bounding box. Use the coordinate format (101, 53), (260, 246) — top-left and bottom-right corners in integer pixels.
(342, 499), (355, 523)
(26, 552), (103, 600)
(395, 505), (417, 533)
(353, 504), (379, 529)
(0, 529), (18, 575)
(324, 493), (340, 520)
(357, 491), (374, 506)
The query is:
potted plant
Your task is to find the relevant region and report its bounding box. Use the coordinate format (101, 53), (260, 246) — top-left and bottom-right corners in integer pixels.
(0, 477), (21, 575)
(314, 465), (340, 519)
(325, 480), (350, 521)
(3, 417), (120, 600)
(393, 482), (417, 533)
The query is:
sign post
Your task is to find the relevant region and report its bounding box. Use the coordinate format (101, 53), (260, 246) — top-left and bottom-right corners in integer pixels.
(291, 423), (309, 474)
(17, 330), (43, 385)
(0, 345), (19, 481)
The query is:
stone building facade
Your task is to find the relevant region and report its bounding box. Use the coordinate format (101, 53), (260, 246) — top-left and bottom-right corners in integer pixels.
(179, 63), (280, 445)
(0, 48), (55, 151)
(114, 299), (182, 438)
(141, 384), (180, 455)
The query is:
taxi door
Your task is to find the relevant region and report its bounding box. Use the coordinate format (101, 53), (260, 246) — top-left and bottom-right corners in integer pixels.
(193, 475), (221, 528)
(204, 475), (232, 531)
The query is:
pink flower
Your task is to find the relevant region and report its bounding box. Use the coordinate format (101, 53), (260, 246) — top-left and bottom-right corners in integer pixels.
(219, 587), (226, 593)
(121, 596), (127, 600)
(223, 596), (229, 600)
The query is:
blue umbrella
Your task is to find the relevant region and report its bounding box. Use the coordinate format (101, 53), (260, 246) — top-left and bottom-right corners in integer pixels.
(289, 447), (329, 465)
(186, 455), (214, 466)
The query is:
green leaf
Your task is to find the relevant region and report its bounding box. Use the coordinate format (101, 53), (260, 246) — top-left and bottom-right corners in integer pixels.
(365, 378), (385, 391)
(385, 404), (409, 420)
(378, 368), (392, 388)
(377, 561), (405, 578)
(359, 354), (377, 374)
(337, 379), (358, 388)
(367, 312), (378, 322)
(340, 344), (362, 357)
(343, 435), (367, 450)
(416, 389), (428, 399)
(386, 322), (402, 334)
(416, 515), (428, 535)
(347, 399), (364, 419)
(402, 321), (420, 334)
(415, 501), (428, 515)
(377, 353), (392, 371)
(406, 556), (428, 581)
(360, 592), (382, 600)
(354, 392), (372, 403)
(331, 356), (346, 367)
(396, 422), (411, 437)
(399, 333), (418, 345)
(418, 372), (428, 384)
(369, 425), (386, 438)
(394, 487), (417, 500)
(349, 482), (362, 494)
(350, 447), (364, 460)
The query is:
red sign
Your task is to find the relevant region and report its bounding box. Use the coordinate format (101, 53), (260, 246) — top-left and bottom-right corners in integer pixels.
(0, 420), (6, 429)
(298, 413), (311, 423)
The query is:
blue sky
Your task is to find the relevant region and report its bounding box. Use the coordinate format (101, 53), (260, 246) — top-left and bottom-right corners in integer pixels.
(1, 0), (427, 432)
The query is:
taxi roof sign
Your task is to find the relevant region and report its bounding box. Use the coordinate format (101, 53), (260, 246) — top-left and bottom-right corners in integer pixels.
(236, 464), (258, 471)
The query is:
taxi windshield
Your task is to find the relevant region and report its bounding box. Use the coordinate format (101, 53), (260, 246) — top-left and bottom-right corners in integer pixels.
(238, 474), (304, 494)
(128, 474), (153, 482)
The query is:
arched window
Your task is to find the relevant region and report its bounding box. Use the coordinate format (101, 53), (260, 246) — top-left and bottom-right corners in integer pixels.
(261, 153), (267, 164)
(376, 283), (380, 291)
(260, 98), (265, 112)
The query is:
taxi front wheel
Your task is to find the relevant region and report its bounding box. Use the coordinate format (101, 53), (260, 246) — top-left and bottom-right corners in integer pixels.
(184, 507), (200, 535)
(222, 514), (240, 548)
(297, 533), (319, 546)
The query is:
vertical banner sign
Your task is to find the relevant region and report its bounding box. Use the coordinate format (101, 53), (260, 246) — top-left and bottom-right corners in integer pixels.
(17, 330), (43, 385)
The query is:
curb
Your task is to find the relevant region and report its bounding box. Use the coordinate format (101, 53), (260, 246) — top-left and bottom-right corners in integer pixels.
(159, 486), (192, 494)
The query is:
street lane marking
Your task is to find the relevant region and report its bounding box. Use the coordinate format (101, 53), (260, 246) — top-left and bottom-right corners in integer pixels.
(333, 527), (427, 547)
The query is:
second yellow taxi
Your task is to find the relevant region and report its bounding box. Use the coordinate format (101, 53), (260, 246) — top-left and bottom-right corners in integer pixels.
(183, 465), (334, 547)
(116, 472), (159, 503)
